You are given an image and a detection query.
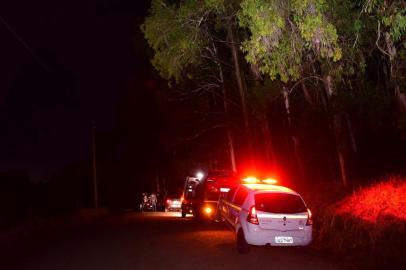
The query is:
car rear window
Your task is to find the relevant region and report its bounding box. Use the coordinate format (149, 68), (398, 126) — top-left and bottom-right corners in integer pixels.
(255, 193), (307, 214)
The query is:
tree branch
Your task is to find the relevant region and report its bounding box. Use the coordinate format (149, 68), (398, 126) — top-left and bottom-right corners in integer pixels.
(184, 124), (227, 141)
(288, 76), (324, 94)
(375, 21), (392, 58)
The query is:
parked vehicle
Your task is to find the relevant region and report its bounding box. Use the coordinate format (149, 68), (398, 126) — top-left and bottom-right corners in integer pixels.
(219, 178), (313, 253)
(192, 170), (239, 220)
(181, 176), (199, 217)
(164, 194), (182, 212)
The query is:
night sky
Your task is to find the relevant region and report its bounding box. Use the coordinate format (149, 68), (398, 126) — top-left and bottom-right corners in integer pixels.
(0, 0), (152, 180)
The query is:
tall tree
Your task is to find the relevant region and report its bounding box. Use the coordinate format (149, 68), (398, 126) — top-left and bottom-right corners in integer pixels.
(364, 0), (406, 110)
(238, 0), (349, 184)
(143, 0), (239, 171)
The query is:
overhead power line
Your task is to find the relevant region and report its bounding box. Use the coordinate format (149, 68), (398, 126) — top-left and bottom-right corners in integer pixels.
(0, 14), (51, 72)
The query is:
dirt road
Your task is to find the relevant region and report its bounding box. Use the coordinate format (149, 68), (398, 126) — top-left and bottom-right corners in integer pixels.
(10, 212), (357, 270)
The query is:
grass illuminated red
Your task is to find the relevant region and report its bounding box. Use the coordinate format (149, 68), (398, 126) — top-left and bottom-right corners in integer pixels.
(336, 177), (406, 223)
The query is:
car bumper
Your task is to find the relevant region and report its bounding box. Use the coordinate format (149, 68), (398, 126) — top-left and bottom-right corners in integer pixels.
(243, 223), (313, 246)
(166, 205), (181, 211)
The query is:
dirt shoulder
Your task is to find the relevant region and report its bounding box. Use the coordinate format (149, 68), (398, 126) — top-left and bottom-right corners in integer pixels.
(0, 208), (109, 267)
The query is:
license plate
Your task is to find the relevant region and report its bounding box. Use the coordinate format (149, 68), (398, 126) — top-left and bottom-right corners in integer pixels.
(275, 236), (293, 244)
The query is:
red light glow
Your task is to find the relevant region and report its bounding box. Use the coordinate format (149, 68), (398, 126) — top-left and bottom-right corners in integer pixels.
(247, 206), (259, 225)
(336, 179), (406, 223)
(262, 178), (278, 184)
(243, 176), (259, 183)
(204, 207), (213, 215)
(306, 208), (313, 225)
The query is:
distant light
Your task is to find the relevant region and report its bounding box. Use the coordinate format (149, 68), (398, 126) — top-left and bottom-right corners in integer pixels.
(243, 176), (259, 183)
(262, 178), (278, 185)
(196, 172), (204, 180)
(220, 187), (230, 192)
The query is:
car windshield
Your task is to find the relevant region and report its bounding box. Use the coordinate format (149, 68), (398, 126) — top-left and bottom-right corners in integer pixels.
(255, 193), (307, 214)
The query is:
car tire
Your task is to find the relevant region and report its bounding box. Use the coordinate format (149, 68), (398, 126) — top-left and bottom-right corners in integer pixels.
(181, 210), (186, 218)
(236, 229), (250, 254)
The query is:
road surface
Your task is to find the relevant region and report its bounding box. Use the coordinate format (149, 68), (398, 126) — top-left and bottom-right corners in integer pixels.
(10, 212), (357, 270)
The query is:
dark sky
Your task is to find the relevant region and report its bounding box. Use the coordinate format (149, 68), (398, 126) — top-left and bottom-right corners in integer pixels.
(0, 0), (152, 180)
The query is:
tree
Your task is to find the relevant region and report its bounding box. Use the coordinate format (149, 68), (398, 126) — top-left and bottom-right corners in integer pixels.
(364, 0), (406, 110)
(143, 0), (239, 171)
(238, 0), (349, 184)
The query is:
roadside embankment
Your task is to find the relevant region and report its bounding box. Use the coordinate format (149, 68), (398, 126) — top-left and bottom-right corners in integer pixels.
(309, 177), (406, 269)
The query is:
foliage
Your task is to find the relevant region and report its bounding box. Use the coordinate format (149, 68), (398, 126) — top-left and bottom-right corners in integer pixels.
(363, 0), (406, 43)
(238, 0), (342, 82)
(143, 0), (406, 187)
(142, 0), (206, 82)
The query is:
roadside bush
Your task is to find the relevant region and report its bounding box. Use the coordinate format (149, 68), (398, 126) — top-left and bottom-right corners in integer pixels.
(315, 176), (406, 268)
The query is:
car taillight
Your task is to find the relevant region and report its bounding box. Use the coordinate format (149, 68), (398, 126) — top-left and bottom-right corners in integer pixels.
(306, 208), (313, 226)
(247, 206), (259, 225)
(166, 199), (171, 204)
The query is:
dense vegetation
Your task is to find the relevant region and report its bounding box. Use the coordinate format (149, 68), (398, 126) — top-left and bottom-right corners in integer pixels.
(316, 176), (406, 267)
(143, 0), (406, 187)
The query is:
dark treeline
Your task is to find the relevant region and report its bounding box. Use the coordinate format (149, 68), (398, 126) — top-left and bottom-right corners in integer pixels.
(0, 165), (91, 228)
(143, 0), (406, 188)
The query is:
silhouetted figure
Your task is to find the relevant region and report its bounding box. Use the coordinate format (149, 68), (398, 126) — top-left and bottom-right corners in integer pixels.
(150, 193), (157, 212)
(141, 193), (148, 212)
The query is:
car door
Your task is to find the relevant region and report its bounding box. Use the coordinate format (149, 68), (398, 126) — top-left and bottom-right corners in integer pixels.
(220, 187), (237, 225)
(229, 187), (248, 227)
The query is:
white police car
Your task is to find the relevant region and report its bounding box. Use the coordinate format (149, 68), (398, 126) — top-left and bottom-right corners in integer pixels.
(219, 178), (313, 253)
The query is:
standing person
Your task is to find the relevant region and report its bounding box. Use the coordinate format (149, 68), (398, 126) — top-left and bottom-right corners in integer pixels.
(141, 193), (148, 212)
(150, 193), (157, 212)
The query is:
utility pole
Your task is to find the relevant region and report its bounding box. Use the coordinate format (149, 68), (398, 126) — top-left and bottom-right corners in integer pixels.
(92, 123), (99, 209)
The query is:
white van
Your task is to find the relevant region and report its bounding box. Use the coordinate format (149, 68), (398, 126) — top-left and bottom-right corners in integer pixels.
(219, 182), (313, 253)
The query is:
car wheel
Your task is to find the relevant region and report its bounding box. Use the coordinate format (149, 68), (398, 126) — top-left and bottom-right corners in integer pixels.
(236, 229), (250, 254)
(181, 211), (186, 218)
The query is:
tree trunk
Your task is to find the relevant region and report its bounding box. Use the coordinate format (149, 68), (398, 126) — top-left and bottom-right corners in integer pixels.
(262, 120), (277, 169)
(227, 21), (249, 131)
(323, 75), (348, 186)
(226, 129), (237, 172)
(282, 87), (305, 179)
(227, 20), (255, 168)
(395, 86), (406, 112)
(344, 113), (357, 153)
(214, 42), (237, 172)
(383, 31), (406, 113)
(301, 78), (314, 106)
